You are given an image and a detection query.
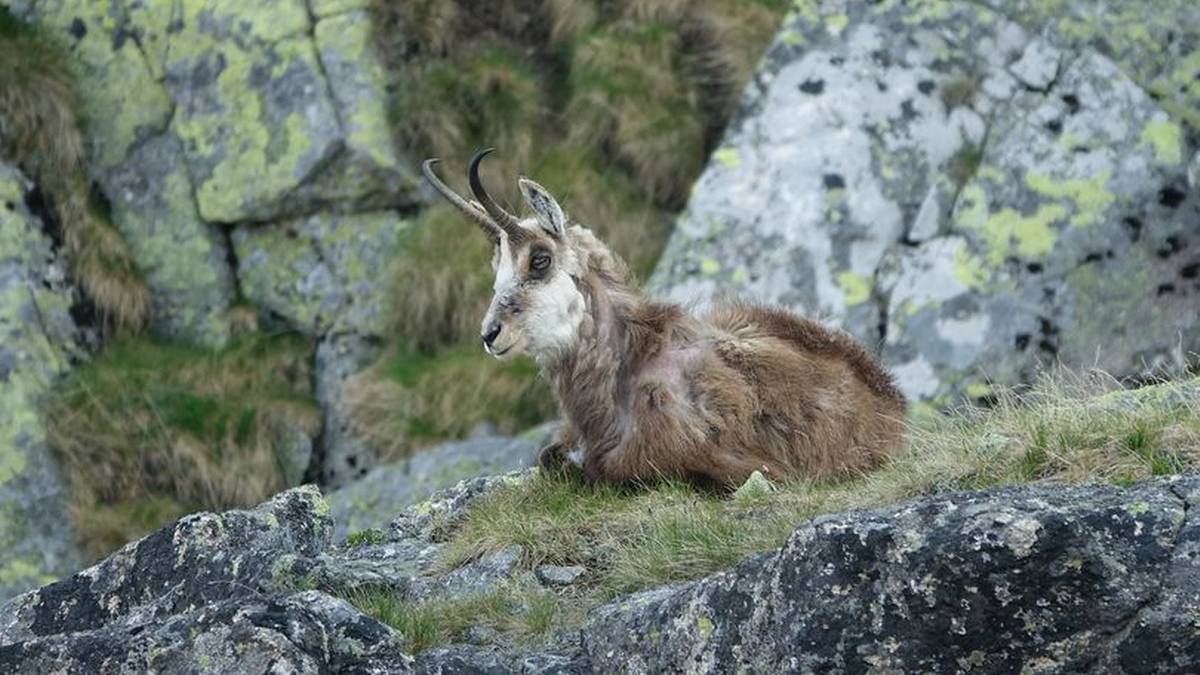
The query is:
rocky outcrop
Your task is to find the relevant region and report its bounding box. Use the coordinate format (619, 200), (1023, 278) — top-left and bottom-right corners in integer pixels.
(651, 0), (1199, 406)
(4, 468), (1200, 672)
(584, 479), (1200, 673)
(0, 162), (83, 601)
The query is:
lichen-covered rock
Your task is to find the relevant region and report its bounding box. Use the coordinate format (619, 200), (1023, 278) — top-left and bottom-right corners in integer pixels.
(651, 0), (1199, 405)
(582, 478), (1200, 673)
(327, 432), (545, 540)
(979, 0), (1200, 136)
(159, 0), (418, 222)
(103, 132), (237, 347)
(232, 210), (408, 338)
(277, 473), (532, 601)
(0, 485), (332, 646)
(535, 565), (585, 588)
(5, 459), (1200, 671)
(315, 333), (384, 486)
(17, 0), (420, 347)
(0, 591), (412, 673)
(0, 163), (83, 602)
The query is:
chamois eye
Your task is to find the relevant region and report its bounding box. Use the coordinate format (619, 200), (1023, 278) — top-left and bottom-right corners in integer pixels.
(530, 252), (551, 274)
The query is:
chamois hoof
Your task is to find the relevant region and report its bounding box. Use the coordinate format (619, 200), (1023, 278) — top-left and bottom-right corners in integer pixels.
(537, 441), (567, 473)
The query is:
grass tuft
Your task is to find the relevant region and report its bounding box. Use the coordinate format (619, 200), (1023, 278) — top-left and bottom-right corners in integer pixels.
(940, 73), (982, 110)
(948, 140), (984, 188)
(345, 528), (388, 548)
(343, 583), (577, 653)
(45, 332), (319, 560)
(0, 8), (150, 330)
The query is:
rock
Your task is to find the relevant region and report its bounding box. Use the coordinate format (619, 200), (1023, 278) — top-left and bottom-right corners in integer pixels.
(1008, 38), (1062, 90)
(279, 473), (532, 598)
(159, 0), (417, 222)
(651, 0), (1199, 406)
(0, 591), (412, 673)
(327, 432), (545, 540)
(979, 0), (1200, 136)
(5, 457), (1200, 671)
(535, 565), (585, 588)
(315, 334), (384, 487)
(0, 485), (331, 645)
(232, 210), (409, 338)
(730, 470), (773, 501)
(0, 162), (83, 602)
(103, 133), (236, 348)
(582, 478), (1200, 673)
(18, 0), (421, 347)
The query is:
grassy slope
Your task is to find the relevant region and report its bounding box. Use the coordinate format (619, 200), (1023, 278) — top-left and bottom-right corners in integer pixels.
(350, 0), (790, 461)
(344, 375), (1200, 652)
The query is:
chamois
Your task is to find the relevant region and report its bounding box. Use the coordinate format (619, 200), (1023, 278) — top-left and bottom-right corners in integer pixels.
(423, 149), (907, 488)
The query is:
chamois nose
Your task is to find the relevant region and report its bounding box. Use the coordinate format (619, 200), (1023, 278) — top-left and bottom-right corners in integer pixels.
(482, 323), (502, 348)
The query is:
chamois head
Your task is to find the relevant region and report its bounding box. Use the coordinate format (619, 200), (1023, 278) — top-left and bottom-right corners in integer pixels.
(423, 149), (587, 362)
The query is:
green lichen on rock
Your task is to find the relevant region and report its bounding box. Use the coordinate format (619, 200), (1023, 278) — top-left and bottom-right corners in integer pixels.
(233, 210), (409, 338)
(1023, 170), (1114, 228)
(0, 162), (82, 601)
(104, 133), (235, 348)
(27, 0), (172, 170)
(993, 0), (1200, 133)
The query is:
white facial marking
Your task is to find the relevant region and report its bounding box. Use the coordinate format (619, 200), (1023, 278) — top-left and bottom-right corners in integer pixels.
(493, 236), (516, 293)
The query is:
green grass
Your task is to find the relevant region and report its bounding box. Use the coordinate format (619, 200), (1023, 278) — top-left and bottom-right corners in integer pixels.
(0, 6), (150, 329)
(345, 528), (388, 548)
(343, 583), (579, 654)
(949, 140), (984, 188)
(377, 375), (1200, 646)
(46, 331), (320, 560)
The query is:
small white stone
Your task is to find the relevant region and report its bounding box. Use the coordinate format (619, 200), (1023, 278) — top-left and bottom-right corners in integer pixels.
(908, 187), (943, 244)
(1008, 39), (1062, 91)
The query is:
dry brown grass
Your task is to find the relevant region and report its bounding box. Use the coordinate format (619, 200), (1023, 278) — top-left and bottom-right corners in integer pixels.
(0, 10), (150, 330)
(46, 333), (319, 560)
(345, 344), (556, 463)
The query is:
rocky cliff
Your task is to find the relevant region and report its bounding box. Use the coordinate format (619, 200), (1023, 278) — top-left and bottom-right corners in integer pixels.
(2, 472), (1199, 673)
(0, 162), (83, 602)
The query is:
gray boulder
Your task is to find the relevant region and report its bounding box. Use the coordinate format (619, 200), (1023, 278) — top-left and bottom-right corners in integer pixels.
(0, 163), (83, 602)
(326, 431), (546, 539)
(583, 478), (1200, 673)
(0, 485), (331, 646)
(651, 0), (1198, 405)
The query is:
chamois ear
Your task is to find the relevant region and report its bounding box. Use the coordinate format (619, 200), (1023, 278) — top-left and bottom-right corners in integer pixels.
(518, 177), (566, 238)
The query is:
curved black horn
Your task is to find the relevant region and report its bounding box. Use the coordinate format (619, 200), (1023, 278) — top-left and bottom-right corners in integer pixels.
(468, 148), (524, 242)
(422, 158), (499, 242)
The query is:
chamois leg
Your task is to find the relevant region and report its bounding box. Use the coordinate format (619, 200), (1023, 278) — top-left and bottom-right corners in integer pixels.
(538, 423), (581, 474)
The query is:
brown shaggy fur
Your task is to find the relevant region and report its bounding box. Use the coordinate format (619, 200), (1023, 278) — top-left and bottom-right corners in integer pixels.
(538, 227), (907, 488)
